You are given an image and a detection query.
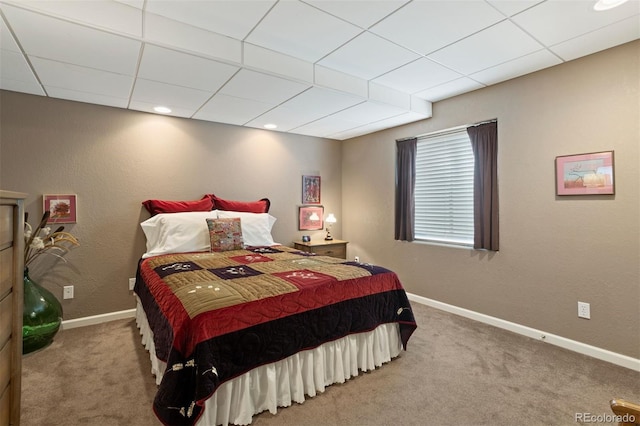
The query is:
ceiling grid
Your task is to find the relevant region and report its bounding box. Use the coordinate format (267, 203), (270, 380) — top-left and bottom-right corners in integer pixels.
(0, 0), (638, 140)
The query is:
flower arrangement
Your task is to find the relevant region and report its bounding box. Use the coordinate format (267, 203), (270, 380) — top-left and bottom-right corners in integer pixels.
(24, 210), (79, 269)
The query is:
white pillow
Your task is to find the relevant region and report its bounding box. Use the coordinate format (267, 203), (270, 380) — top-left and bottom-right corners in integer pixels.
(217, 210), (277, 247)
(140, 211), (217, 258)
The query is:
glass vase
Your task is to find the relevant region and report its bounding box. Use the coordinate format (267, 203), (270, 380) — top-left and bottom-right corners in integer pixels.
(23, 268), (63, 354)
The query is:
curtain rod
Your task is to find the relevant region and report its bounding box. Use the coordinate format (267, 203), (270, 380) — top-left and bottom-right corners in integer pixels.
(396, 119), (497, 142)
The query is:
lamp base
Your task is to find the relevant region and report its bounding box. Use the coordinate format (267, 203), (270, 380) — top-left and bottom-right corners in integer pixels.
(325, 228), (333, 241)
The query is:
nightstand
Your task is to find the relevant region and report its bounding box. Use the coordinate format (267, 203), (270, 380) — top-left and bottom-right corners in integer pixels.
(293, 239), (348, 259)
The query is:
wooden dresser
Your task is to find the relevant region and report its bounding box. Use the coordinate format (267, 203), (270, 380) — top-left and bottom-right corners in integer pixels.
(0, 191), (26, 426)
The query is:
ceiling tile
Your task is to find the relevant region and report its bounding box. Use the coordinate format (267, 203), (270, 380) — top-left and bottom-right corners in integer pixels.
(470, 49), (562, 85)
(282, 86), (364, 117)
(0, 14), (20, 51)
(512, 0), (640, 46)
(245, 105), (318, 132)
(115, 0), (144, 9)
(428, 20), (544, 75)
(194, 93), (274, 126)
(45, 86), (128, 108)
(315, 65), (368, 98)
(138, 45), (239, 91)
(372, 58), (463, 94)
(369, 82), (410, 109)
(243, 43), (314, 83)
(129, 99), (195, 118)
(30, 57), (134, 98)
(245, 1), (362, 62)
(2, 0), (142, 36)
(144, 12), (241, 63)
(305, 0), (409, 29)
(293, 116), (361, 138)
(0, 49), (44, 95)
(131, 78), (212, 110)
(144, 0), (275, 40)
(550, 15), (640, 61)
(486, 0), (544, 17)
(332, 101), (406, 125)
(317, 31), (420, 80)
(0, 49), (32, 81)
(414, 78), (485, 102)
(1, 3), (141, 75)
(328, 111), (428, 140)
(370, 0), (505, 55)
(0, 77), (45, 96)
(246, 87), (364, 131)
(219, 69), (310, 104)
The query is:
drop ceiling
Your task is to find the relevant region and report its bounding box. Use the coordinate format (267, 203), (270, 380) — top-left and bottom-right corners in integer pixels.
(1, 0), (638, 140)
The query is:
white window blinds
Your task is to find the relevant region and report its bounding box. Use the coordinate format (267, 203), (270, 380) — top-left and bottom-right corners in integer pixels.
(415, 129), (474, 245)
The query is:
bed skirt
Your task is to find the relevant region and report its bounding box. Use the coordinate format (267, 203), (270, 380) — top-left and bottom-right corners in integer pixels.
(135, 299), (403, 425)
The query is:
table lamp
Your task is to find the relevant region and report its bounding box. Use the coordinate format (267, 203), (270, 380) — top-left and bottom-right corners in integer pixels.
(325, 213), (336, 240)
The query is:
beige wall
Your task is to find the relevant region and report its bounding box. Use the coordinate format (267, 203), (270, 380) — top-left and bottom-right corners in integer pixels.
(1, 41), (637, 359)
(0, 93), (342, 319)
(342, 41), (639, 358)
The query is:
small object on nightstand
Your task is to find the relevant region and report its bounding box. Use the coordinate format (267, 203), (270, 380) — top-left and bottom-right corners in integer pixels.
(293, 239), (348, 259)
(302, 235), (310, 242)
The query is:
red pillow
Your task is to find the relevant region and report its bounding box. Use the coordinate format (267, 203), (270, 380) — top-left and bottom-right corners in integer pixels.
(142, 197), (214, 215)
(208, 195), (270, 213)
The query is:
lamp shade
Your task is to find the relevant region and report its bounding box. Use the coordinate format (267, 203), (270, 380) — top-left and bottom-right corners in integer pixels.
(309, 212), (320, 221)
(326, 213), (337, 224)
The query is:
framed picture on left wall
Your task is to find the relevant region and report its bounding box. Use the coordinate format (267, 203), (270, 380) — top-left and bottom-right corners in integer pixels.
(43, 194), (77, 224)
(302, 175), (321, 204)
(298, 205), (324, 231)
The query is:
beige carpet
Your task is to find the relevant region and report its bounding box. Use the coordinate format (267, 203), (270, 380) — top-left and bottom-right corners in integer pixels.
(21, 302), (639, 426)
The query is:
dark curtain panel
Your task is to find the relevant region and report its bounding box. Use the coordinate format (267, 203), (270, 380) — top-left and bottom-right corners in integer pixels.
(395, 138), (417, 241)
(467, 122), (499, 251)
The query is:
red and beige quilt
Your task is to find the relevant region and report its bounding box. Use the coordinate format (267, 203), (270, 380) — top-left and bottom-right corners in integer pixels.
(135, 245), (417, 425)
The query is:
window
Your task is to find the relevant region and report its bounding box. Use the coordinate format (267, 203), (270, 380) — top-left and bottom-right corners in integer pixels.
(414, 128), (474, 246)
(395, 120), (498, 251)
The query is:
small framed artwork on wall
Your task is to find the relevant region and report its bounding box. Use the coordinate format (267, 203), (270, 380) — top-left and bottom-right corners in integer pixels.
(555, 151), (615, 196)
(302, 175), (321, 204)
(298, 205), (324, 231)
(43, 194), (77, 224)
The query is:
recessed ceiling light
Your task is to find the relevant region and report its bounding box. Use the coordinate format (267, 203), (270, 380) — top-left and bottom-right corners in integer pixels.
(153, 106), (172, 114)
(593, 0), (629, 10)
(264, 124), (278, 129)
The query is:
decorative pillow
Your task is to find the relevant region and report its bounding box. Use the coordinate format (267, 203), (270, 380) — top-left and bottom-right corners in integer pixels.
(217, 211), (277, 247)
(207, 195), (270, 213)
(140, 211), (218, 258)
(142, 197), (213, 215)
(206, 218), (244, 252)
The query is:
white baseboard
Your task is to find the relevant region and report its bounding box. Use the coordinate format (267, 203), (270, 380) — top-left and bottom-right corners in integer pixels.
(61, 308), (136, 330)
(59, 296), (640, 372)
(407, 293), (640, 372)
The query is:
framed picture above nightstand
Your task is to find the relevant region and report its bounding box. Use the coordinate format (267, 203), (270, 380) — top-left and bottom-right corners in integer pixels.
(293, 239), (348, 259)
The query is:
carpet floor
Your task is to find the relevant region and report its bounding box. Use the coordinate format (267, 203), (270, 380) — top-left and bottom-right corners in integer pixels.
(21, 301), (639, 425)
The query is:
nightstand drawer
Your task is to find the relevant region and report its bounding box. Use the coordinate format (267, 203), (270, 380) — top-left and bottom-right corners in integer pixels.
(293, 240), (348, 259)
(312, 244), (346, 259)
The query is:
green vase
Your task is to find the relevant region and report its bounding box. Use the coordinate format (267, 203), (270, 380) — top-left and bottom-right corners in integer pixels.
(23, 268), (63, 354)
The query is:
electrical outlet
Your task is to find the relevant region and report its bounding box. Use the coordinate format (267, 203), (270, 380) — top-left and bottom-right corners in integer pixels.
(63, 285), (74, 299)
(129, 278), (136, 291)
(578, 301), (590, 319)
(354, 256), (360, 262)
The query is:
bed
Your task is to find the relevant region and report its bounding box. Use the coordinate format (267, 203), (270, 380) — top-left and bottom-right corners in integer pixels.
(134, 198), (417, 426)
